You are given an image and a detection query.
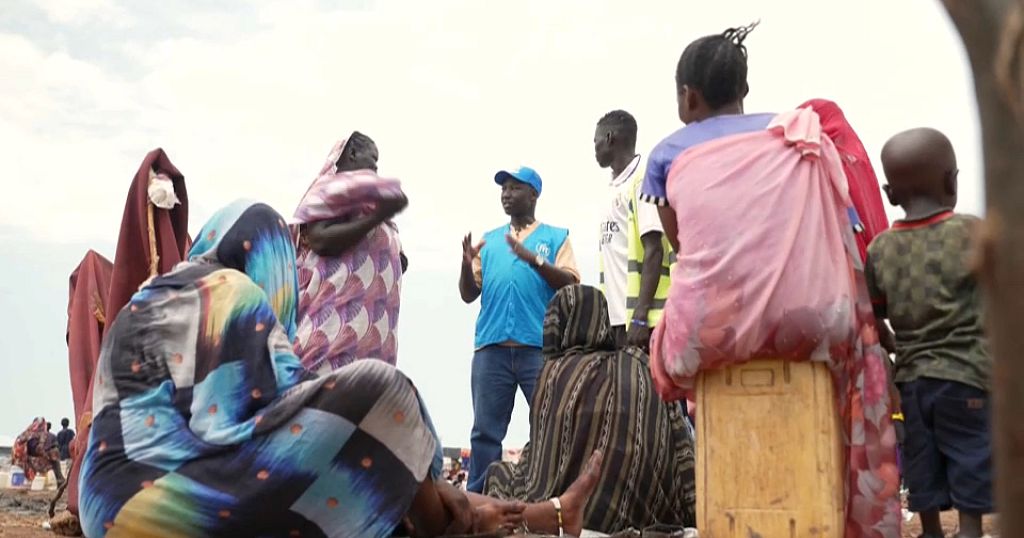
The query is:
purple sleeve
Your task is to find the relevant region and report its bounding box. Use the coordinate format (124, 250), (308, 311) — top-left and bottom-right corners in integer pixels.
(640, 142), (670, 206)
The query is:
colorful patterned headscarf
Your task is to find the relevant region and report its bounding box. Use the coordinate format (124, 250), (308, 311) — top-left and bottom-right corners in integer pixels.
(189, 200), (300, 340)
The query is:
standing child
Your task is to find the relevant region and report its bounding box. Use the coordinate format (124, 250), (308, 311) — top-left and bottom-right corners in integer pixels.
(867, 128), (993, 538)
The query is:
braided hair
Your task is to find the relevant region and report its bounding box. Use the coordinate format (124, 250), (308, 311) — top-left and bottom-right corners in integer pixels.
(675, 21), (759, 110)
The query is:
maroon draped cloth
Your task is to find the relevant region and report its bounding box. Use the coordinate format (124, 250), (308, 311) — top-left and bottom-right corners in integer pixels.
(67, 250), (112, 420)
(104, 148), (190, 321)
(800, 99), (890, 261)
(68, 149), (190, 516)
(65, 250), (112, 515)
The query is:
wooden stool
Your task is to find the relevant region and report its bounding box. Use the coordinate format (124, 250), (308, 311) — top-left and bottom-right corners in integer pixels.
(695, 359), (844, 537)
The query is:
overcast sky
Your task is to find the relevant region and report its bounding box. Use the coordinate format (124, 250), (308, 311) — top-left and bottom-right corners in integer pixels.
(0, 0), (981, 447)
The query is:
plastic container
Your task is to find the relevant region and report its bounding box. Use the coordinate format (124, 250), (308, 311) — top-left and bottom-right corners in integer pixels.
(695, 359), (844, 538)
(30, 475), (46, 491)
(9, 465), (26, 488)
(0, 471), (9, 488)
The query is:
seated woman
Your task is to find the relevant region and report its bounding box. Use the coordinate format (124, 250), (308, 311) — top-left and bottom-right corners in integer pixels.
(641, 24), (901, 538)
(13, 417), (64, 485)
(485, 285), (696, 534)
(79, 200), (600, 538)
(292, 132), (408, 374)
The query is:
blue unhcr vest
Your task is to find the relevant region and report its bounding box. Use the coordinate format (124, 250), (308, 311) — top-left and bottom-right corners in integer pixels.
(475, 223), (569, 349)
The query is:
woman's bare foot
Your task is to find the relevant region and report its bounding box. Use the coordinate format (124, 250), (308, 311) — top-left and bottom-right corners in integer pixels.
(466, 451), (604, 537)
(473, 500), (526, 533)
(558, 450), (604, 537)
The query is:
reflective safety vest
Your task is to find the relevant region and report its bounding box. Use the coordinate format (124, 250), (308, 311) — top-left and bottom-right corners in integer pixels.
(599, 171), (676, 327)
(625, 173), (675, 326)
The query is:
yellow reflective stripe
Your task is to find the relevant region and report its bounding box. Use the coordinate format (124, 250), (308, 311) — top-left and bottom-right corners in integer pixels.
(624, 169), (674, 327)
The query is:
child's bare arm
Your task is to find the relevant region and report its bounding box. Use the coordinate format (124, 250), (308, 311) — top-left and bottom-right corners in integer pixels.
(875, 320), (904, 421)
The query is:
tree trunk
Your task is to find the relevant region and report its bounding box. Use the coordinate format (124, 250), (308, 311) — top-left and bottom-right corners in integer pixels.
(938, 0), (1024, 535)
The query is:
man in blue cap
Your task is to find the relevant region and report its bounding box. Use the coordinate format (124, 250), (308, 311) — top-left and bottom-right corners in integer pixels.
(459, 165), (580, 492)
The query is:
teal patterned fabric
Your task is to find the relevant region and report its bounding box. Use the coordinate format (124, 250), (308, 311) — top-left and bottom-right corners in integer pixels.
(81, 201), (441, 538)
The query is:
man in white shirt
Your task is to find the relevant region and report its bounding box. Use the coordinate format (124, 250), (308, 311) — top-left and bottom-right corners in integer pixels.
(595, 110), (671, 349)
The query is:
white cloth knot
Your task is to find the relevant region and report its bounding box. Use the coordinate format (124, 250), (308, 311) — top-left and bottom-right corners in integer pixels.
(148, 170), (180, 209)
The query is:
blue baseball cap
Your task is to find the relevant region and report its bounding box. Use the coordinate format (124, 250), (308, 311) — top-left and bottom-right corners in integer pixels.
(494, 166), (542, 195)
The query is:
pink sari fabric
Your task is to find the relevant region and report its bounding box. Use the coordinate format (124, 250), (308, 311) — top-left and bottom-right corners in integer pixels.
(651, 109), (901, 537)
(291, 138), (406, 374)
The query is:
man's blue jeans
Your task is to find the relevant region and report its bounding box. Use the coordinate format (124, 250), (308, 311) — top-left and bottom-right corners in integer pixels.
(467, 345), (543, 493)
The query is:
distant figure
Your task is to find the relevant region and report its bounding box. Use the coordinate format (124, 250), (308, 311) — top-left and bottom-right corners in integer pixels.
(45, 422), (59, 460)
(867, 128), (993, 538)
(451, 465), (466, 491)
(459, 166), (580, 492)
(45, 422), (62, 480)
(594, 110), (672, 349)
(447, 460), (463, 484)
(12, 417), (64, 485)
(56, 418), (75, 461)
(292, 132), (409, 373)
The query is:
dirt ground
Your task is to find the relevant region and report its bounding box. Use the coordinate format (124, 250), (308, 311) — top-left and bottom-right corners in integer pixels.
(0, 488), (1001, 537)
(0, 490), (61, 537)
